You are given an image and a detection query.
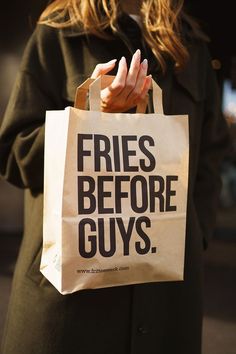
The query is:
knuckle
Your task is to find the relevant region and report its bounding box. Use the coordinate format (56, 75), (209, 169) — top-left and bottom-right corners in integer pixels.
(126, 81), (135, 91)
(112, 82), (125, 92)
(96, 63), (102, 70)
(101, 91), (111, 101)
(117, 82), (125, 90)
(103, 88), (113, 100)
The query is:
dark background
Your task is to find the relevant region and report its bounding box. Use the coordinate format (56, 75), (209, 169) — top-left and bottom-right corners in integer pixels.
(0, 1), (236, 353)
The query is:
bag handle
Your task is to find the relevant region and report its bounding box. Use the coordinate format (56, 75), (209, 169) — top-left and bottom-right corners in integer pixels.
(74, 76), (148, 113)
(74, 75), (163, 114)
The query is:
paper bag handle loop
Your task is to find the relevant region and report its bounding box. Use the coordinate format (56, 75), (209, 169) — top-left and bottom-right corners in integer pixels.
(74, 76), (148, 113)
(74, 75), (163, 114)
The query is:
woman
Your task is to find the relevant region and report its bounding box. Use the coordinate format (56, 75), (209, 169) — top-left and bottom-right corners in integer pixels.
(0, 1), (229, 353)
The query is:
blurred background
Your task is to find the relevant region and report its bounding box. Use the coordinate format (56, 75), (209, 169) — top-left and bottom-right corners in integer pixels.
(0, 1), (236, 353)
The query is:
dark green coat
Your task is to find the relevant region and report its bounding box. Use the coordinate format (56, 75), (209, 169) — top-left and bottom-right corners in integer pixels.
(0, 15), (229, 354)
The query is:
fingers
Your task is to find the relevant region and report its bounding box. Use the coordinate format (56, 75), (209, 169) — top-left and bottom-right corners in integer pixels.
(97, 52), (152, 113)
(102, 56), (128, 99)
(134, 75), (152, 108)
(126, 58), (148, 103)
(121, 49), (141, 98)
(140, 75), (152, 100)
(91, 59), (117, 79)
(101, 51), (143, 107)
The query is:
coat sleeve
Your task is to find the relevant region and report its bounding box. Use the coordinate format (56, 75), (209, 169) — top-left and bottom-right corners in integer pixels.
(0, 25), (65, 191)
(193, 47), (231, 247)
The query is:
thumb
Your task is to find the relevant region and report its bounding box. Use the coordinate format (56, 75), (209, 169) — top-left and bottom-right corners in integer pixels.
(91, 59), (117, 79)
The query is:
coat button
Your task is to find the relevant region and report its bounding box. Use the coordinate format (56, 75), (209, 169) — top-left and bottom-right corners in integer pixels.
(137, 326), (149, 335)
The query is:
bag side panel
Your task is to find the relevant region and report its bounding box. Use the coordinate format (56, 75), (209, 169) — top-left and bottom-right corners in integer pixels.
(40, 108), (70, 292)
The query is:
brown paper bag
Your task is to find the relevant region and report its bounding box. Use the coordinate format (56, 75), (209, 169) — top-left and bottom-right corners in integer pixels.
(40, 76), (189, 294)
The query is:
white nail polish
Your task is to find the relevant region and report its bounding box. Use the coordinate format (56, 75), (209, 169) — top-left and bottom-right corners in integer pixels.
(142, 59), (148, 68)
(108, 59), (117, 63)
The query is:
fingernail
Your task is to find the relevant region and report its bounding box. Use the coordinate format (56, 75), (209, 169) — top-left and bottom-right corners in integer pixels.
(120, 56), (126, 64)
(107, 59), (117, 64)
(142, 59), (148, 68)
(134, 49), (141, 57)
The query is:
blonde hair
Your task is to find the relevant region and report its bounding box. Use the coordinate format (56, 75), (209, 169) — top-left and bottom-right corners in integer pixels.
(39, 0), (190, 71)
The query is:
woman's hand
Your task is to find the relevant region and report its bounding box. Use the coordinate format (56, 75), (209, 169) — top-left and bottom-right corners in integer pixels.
(91, 49), (152, 112)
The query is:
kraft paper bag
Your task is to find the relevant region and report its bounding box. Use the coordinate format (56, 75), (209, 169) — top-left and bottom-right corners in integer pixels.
(40, 75), (189, 294)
